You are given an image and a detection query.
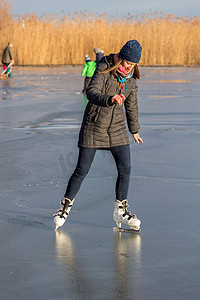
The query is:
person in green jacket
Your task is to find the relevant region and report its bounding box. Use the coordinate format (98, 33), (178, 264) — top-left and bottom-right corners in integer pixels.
(81, 55), (96, 93)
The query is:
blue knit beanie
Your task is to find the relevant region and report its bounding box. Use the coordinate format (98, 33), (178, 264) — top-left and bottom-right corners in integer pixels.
(119, 40), (142, 63)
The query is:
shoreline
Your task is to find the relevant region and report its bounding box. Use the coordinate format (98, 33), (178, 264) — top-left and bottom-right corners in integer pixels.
(1, 64), (200, 68)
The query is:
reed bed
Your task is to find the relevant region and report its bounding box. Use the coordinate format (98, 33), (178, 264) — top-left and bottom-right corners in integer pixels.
(0, 0), (200, 65)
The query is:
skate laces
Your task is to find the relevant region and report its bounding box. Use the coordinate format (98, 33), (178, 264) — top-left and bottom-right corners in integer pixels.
(121, 201), (136, 220)
(53, 197), (73, 218)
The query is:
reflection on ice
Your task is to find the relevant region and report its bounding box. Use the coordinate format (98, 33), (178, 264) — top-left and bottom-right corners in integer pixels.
(55, 230), (75, 267)
(55, 229), (142, 300)
(1, 78), (13, 100)
(113, 232), (142, 299)
(55, 230), (92, 298)
(114, 231), (142, 264)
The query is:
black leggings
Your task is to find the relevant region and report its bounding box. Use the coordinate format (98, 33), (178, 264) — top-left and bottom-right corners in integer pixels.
(64, 145), (131, 201)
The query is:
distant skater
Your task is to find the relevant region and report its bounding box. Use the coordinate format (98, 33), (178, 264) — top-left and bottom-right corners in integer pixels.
(54, 40), (143, 232)
(93, 47), (104, 64)
(1, 42), (14, 77)
(81, 55), (96, 93)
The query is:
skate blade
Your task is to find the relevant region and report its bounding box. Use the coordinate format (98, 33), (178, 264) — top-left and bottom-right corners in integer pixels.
(113, 227), (141, 233)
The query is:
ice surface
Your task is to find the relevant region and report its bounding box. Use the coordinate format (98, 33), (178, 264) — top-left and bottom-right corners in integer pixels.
(0, 66), (200, 300)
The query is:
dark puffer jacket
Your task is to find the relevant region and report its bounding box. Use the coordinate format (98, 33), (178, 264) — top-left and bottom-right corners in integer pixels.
(78, 54), (140, 148)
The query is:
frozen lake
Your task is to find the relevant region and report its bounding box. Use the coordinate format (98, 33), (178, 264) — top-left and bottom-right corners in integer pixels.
(0, 66), (200, 300)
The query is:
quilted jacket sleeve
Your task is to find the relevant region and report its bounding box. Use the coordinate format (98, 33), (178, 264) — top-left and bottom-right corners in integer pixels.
(86, 59), (113, 107)
(124, 84), (140, 134)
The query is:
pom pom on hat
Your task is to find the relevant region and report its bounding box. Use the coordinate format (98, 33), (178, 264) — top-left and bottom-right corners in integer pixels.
(119, 40), (142, 63)
(84, 54), (91, 61)
(93, 47), (101, 54)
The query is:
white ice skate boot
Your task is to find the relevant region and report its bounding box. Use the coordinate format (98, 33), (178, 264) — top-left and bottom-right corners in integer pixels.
(113, 199), (141, 232)
(53, 197), (74, 231)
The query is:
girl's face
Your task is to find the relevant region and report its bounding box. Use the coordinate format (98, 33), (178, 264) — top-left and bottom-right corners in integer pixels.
(118, 60), (136, 74)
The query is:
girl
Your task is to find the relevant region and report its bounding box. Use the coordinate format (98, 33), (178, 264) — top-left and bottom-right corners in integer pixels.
(54, 40), (143, 232)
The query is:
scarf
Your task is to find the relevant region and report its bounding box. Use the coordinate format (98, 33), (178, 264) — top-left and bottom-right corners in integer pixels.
(116, 71), (133, 93)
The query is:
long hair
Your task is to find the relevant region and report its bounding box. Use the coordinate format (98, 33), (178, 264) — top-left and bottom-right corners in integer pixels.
(100, 55), (140, 79)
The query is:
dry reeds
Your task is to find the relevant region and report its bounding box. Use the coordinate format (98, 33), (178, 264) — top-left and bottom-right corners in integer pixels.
(0, 1), (200, 65)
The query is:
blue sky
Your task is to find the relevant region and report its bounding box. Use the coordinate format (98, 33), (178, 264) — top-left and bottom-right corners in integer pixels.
(10, 0), (200, 18)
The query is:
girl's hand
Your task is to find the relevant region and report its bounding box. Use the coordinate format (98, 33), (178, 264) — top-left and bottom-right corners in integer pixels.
(133, 132), (143, 144)
(111, 94), (125, 105)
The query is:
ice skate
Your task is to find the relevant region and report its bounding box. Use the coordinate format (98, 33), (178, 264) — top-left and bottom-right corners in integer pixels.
(53, 197), (74, 231)
(113, 199), (141, 233)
